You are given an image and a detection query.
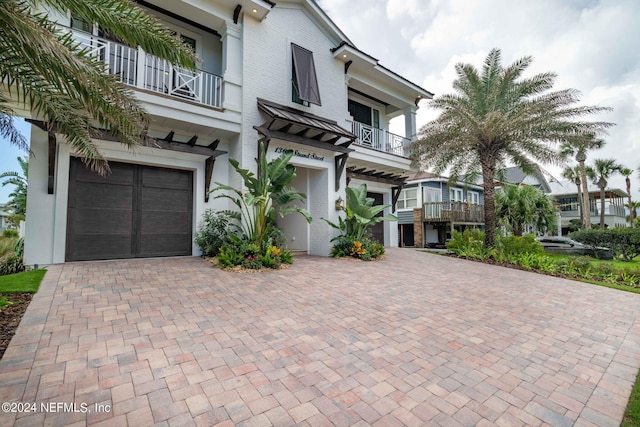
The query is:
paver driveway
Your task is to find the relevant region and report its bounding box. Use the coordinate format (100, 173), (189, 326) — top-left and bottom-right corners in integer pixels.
(1, 248), (640, 426)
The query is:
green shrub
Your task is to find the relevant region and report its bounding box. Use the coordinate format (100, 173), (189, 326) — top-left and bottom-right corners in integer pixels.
(446, 229), (491, 259)
(0, 236), (18, 257)
(571, 228), (640, 261)
(330, 237), (385, 261)
(194, 210), (241, 257)
(216, 235), (290, 270)
(0, 253), (25, 276)
(2, 229), (18, 238)
(496, 234), (543, 259)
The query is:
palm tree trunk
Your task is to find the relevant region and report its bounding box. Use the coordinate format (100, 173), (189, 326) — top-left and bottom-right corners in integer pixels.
(599, 186), (606, 228)
(481, 157), (497, 249)
(577, 153), (591, 229)
(627, 177), (634, 224)
(575, 182), (583, 227)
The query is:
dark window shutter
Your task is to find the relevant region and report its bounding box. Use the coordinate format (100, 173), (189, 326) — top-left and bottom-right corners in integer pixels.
(291, 44), (321, 106)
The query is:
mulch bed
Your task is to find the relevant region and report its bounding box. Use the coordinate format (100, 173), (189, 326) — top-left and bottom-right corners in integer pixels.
(0, 293), (33, 359)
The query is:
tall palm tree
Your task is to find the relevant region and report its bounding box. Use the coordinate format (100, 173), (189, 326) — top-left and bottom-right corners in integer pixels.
(591, 158), (621, 229)
(620, 167), (634, 224)
(410, 48), (613, 248)
(0, 0), (197, 173)
(0, 156), (28, 220)
(559, 135), (604, 229)
(561, 164), (584, 225)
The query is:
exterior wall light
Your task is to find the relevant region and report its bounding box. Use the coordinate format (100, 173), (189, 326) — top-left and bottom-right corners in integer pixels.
(335, 196), (344, 211)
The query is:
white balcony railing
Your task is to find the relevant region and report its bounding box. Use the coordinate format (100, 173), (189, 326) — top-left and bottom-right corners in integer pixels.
(352, 121), (411, 157)
(68, 28), (222, 109)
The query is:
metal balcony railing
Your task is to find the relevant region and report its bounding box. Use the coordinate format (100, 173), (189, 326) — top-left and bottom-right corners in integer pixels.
(68, 28), (222, 108)
(351, 121), (411, 157)
(423, 202), (485, 223)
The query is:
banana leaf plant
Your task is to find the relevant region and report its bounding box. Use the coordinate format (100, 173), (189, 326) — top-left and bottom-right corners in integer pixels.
(324, 183), (397, 242)
(211, 141), (311, 249)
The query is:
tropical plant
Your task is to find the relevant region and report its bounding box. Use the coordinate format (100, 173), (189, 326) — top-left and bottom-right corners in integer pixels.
(325, 183), (397, 242)
(0, 0), (197, 173)
(1, 156), (28, 220)
(560, 135), (605, 229)
(590, 158), (622, 229)
(410, 48), (612, 249)
(620, 167), (635, 225)
(194, 210), (241, 257)
(561, 164), (584, 224)
(495, 184), (557, 236)
(212, 141), (311, 252)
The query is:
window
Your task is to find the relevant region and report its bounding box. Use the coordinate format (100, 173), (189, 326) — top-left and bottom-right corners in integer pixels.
(348, 100), (380, 127)
(396, 188), (418, 210)
(291, 44), (321, 106)
(449, 187), (464, 202)
(468, 191), (480, 205)
(71, 14), (92, 33)
(559, 197), (579, 212)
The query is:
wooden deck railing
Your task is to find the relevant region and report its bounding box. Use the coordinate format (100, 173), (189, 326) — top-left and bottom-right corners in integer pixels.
(423, 202), (484, 223)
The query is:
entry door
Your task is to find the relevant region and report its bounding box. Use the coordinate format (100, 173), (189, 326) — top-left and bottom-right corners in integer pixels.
(367, 192), (385, 244)
(66, 158), (193, 261)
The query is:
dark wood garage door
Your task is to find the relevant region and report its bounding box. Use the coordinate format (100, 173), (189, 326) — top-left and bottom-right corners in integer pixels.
(66, 158), (193, 261)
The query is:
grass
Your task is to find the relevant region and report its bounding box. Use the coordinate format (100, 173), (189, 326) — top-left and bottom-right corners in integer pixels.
(544, 253), (640, 271)
(623, 368), (640, 427)
(0, 269), (46, 293)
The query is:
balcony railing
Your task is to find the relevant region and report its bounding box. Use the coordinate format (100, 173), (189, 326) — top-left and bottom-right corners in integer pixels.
(68, 28), (222, 108)
(423, 202), (484, 223)
(352, 121), (411, 157)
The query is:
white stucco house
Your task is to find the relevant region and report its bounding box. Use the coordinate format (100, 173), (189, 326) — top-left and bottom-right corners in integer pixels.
(22, 0), (432, 264)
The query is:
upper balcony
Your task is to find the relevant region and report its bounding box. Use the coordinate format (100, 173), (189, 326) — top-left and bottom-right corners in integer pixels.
(68, 28), (222, 109)
(351, 121), (410, 157)
(422, 202), (485, 224)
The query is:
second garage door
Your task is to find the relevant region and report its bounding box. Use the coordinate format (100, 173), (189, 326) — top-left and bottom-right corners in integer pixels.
(66, 158), (193, 261)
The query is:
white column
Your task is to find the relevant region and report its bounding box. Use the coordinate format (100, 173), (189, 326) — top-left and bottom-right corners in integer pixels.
(403, 105), (418, 140)
(221, 21), (242, 113)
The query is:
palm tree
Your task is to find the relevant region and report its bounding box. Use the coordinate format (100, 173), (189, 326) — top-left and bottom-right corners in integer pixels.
(591, 158), (621, 229)
(495, 184), (557, 236)
(620, 167), (634, 224)
(559, 135), (605, 229)
(1, 156), (28, 220)
(410, 48), (613, 248)
(0, 0), (197, 173)
(561, 165), (584, 225)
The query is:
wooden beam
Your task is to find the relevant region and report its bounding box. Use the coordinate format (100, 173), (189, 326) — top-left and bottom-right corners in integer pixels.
(296, 128), (310, 137)
(278, 123), (293, 133)
(347, 169), (407, 187)
(391, 184), (404, 213)
(204, 156), (215, 203)
(334, 153), (349, 192)
(253, 126), (354, 154)
(151, 139), (226, 158)
(312, 132), (327, 141)
(233, 4), (242, 24)
(208, 139), (220, 150)
(187, 135), (198, 146)
(47, 132), (56, 194)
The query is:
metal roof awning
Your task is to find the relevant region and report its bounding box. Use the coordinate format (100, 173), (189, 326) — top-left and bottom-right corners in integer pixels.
(254, 98), (356, 154)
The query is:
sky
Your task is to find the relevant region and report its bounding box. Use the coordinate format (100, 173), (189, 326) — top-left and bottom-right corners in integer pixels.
(318, 0), (640, 202)
(0, 118), (30, 204)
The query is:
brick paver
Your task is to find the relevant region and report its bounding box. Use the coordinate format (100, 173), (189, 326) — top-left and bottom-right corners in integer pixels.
(1, 248), (640, 426)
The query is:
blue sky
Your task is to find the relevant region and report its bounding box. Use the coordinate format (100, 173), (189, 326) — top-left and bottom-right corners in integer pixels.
(0, 118), (31, 203)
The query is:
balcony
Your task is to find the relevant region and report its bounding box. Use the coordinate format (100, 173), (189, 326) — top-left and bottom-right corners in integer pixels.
(351, 121), (411, 157)
(68, 28), (222, 109)
(423, 202), (484, 224)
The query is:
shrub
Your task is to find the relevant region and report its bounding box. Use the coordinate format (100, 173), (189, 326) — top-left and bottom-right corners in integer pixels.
(330, 237), (384, 261)
(216, 235), (290, 270)
(0, 252), (25, 276)
(194, 210), (241, 257)
(0, 236), (19, 257)
(446, 229), (491, 259)
(2, 229), (18, 238)
(571, 228), (640, 261)
(496, 234), (543, 261)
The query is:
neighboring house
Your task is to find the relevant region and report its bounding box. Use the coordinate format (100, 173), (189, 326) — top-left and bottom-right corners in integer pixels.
(397, 172), (484, 248)
(500, 165), (552, 193)
(549, 180), (628, 235)
(0, 203), (14, 232)
(22, 0), (433, 264)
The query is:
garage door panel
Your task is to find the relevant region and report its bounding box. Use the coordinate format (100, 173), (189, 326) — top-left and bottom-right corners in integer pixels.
(140, 211), (191, 233)
(74, 182), (133, 209)
(67, 236), (133, 261)
(138, 235), (192, 257)
(141, 167), (192, 190)
(68, 209), (133, 234)
(141, 187), (191, 211)
(72, 161), (135, 185)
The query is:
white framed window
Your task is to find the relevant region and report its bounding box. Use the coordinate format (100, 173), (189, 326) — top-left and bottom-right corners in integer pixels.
(449, 187), (464, 203)
(468, 191), (480, 205)
(396, 188), (418, 210)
